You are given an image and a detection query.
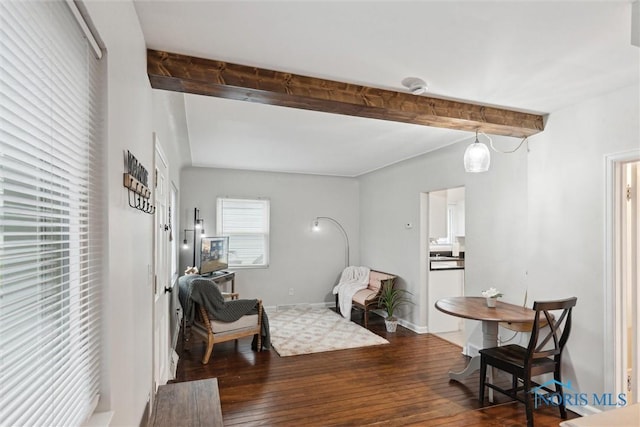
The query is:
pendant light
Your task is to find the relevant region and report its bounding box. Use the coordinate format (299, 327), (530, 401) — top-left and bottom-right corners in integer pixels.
(464, 131), (491, 173)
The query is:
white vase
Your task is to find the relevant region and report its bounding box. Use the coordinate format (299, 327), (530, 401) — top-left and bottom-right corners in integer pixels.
(385, 318), (398, 332)
(486, 297), (497, 308)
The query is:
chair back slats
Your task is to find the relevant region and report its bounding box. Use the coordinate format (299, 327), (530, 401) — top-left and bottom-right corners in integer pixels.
(528, 297), (577, 361)
(479, 296), (577, 426)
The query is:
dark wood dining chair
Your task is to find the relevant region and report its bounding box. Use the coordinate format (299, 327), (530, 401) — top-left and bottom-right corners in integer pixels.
(479, 297), (577, 427)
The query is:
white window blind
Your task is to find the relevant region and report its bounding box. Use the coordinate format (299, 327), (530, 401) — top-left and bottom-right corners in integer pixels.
(216, 198), (270, 268)
(0, 1), (104, 426)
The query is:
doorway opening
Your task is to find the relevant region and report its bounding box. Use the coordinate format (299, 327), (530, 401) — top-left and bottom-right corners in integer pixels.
(621, 160), (639, 403)
(423, 187), (466, 347)
(605, 152), (639, 405)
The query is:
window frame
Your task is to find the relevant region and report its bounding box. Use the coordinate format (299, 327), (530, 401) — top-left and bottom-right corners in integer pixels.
(216, 197), (270, 269)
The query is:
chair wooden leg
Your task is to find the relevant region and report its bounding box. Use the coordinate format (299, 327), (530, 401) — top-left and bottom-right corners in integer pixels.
(479, 357), (487, 404)
(183, 323), (192, 351)
(523, 376), (534, 427)
(555, 366), (567, 419)
(202, 335), (214, 364)
(364, 308), (368, 328)
(512, 374), (518, 399)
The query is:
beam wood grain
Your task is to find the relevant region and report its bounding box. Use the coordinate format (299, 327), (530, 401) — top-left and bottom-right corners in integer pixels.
(147, 49), (545, 138)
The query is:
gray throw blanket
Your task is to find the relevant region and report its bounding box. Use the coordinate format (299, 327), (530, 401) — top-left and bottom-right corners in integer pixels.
(178, 275), (270, 350)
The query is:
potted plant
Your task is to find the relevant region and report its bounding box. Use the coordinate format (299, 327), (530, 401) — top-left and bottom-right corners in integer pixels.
(378, 280), (413, 332)
(481, 287), (503, 307)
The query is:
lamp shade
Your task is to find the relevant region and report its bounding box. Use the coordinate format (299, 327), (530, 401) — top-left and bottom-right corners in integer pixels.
(464, 139), (491, 172)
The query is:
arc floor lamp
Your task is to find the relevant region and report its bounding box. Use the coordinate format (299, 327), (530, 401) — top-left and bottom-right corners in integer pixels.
(313, 216), (350, 268)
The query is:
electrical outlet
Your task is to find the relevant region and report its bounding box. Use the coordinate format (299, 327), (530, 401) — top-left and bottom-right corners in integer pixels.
(288, 288), (294, 296)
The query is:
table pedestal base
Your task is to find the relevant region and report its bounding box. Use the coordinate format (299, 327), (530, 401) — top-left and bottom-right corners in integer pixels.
(448, 320), (498, 402)
(448, 355), (481, 382)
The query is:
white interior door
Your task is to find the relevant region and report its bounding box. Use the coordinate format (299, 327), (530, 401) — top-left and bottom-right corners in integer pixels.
(153, 139), (171, 392)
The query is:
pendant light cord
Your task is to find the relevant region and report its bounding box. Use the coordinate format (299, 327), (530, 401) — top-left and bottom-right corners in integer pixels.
(480, 131), (529, 154)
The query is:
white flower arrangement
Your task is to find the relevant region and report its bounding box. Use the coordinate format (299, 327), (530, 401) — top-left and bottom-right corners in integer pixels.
(481, 287), (503, 298)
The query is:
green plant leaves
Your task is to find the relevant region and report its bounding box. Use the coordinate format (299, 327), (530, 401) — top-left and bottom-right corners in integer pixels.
(377, 280), (413, 318)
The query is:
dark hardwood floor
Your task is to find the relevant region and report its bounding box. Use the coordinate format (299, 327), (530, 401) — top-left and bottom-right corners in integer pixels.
(175, 309), (579, 426)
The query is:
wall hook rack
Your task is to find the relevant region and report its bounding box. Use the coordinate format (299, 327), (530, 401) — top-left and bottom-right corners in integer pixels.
(124, 172), (156, 215)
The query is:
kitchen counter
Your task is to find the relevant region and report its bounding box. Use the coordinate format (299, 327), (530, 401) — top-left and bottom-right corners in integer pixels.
(430, 252), (465, 270)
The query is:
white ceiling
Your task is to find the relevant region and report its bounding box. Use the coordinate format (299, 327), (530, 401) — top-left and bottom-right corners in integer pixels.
(134, 0), (639, 177)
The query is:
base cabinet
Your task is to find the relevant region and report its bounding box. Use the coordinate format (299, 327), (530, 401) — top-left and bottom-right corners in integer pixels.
(428, 269), (464, 333)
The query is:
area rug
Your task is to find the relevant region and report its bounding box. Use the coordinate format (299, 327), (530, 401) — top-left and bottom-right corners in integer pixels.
(268, 305), (389, 357)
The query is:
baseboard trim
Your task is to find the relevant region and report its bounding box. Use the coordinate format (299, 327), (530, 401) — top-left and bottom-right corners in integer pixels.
(171, 310), (182, 351)
(398, 318), (428, 334)
(139, 399), (150, 427)
(83, 411), (113, 427)
(465, 342), (480, 358)
(169, 349), (179, 381)
(365, 309), (429, 334)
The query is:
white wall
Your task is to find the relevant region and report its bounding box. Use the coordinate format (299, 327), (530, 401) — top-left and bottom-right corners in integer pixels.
(83, 1), (189, 425)
(358, 136), (528, 333)
(152, 90), (192, 348)
(527, 84), (640, 402)
(358, 84), (639, 404)
(462, 138), (529, 349)
(180, 168), (359, 307)
(152, 90), (192, 180)
(84, 2), (153, 424)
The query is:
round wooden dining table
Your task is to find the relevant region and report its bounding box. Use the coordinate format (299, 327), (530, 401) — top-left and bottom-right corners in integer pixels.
(435, 296), (539, 390)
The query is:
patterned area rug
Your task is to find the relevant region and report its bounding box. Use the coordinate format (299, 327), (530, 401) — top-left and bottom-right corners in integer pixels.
(268, 306), (389, 357)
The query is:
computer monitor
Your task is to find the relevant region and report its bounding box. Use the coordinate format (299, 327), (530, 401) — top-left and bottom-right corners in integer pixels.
(199, 236), (229, 275)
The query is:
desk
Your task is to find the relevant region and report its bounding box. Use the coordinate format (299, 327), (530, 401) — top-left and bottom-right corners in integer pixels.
(204, 270), (235, 294)
(435, 297), (537, 384)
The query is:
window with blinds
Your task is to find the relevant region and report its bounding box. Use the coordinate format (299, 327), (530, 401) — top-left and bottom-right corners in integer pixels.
(216, 198), (270, 268)
(0, 1), (104, 426)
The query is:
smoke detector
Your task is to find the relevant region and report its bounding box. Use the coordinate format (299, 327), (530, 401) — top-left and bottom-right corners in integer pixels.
(401, 77), (428, 95)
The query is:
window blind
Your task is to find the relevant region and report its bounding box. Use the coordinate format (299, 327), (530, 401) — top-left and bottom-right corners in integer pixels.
(216, 198), (270, 267)
(0, 1), (104, 426)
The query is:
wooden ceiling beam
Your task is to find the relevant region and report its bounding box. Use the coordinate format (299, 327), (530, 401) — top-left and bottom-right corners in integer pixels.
(147, 49), (544, 138)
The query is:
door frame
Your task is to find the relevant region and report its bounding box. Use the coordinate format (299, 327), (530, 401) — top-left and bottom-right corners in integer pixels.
(152, 136), (171, 397)
(604, 149), (640, 403)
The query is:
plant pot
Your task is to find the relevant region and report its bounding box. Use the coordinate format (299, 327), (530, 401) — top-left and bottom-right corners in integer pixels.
(385, 317), (398, 333)
(486, 297), (497, 308)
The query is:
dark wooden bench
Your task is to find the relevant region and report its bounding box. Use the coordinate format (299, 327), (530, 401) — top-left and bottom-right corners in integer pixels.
(150, 378), (223, 427)
(336, 270), (397, 327)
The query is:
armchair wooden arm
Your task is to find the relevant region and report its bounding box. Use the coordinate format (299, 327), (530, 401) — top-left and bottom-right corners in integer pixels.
(192, 300), (263, 364)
